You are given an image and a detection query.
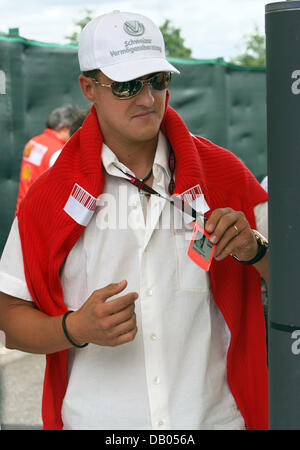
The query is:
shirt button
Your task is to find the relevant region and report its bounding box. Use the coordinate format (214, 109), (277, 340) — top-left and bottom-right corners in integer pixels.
(146, 288), (153, 296)
(158, 420), (165, 427)
(150, 333), (157, 341)
(153, 376), (160, 385)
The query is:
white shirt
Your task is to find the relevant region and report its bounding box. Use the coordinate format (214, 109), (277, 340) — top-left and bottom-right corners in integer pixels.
(0, 132), (268, 430)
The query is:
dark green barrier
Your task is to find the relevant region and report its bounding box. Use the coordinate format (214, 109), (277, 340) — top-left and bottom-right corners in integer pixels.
(0, 36), (267, 254)
(168, 59), (267, 178)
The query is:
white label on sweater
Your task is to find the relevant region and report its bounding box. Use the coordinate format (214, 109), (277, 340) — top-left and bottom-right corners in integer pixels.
(64, 183), (97, 226)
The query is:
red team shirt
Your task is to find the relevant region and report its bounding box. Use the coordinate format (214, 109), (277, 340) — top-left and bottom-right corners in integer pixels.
(16, 128), (66, 213)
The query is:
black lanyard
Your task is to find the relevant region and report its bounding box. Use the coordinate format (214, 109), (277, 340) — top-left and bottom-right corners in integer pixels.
(114, 143), (198, 221)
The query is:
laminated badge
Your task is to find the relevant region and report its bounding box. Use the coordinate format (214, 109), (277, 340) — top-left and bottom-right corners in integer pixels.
(187, 215), (216, 271)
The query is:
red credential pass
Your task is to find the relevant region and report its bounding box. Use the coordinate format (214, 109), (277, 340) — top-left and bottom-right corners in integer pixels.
(187, 219), (216, 271)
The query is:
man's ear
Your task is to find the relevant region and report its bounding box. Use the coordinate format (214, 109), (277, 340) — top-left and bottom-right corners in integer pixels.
(79, 75), (96, 102)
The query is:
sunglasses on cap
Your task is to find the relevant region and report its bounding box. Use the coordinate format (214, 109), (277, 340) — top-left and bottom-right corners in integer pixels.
(91, 72), (171, 99)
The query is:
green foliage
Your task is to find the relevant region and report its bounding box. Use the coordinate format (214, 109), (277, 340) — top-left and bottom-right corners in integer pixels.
(229, 25), (266, 67)
(65, 9), (94, 44)
(159, 19), (192, 59)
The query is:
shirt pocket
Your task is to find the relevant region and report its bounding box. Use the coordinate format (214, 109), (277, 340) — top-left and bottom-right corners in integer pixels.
(174, 229), (210, 292)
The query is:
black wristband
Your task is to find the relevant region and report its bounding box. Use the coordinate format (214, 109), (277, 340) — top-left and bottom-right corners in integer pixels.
(232, 230), (269, 265)
(62, 311), (88, 348)
(235, 242), (268, 265)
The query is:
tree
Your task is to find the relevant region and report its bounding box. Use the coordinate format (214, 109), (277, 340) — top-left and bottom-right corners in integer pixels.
(66, 9), (94, 44)
(160, 19), (192, 59)
(229, 25), (266, 67)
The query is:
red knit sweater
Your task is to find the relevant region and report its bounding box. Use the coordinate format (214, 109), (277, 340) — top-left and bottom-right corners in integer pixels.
(18, 103), (268, 430)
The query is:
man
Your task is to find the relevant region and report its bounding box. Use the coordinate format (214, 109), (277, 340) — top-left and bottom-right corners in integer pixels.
(15, 104), (77, 213)
(0, 11), (268, 430)
(69, 107), (89, 136)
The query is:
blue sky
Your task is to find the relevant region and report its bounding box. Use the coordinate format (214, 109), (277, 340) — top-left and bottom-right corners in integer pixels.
(0, 0), (279, 60)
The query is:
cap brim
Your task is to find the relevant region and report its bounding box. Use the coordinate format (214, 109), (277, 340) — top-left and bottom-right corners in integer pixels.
(100, 57), (180, 82)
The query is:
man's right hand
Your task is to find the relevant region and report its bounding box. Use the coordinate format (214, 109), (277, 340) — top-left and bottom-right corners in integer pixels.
(66, 280), (139, 347)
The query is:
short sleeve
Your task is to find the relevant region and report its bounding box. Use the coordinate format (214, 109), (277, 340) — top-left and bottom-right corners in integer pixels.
(254, 201), (268, 239)
(0, 217), (33, 301)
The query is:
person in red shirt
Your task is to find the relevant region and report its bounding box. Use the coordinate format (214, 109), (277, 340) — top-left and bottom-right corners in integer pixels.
(16, 104), (77, 213)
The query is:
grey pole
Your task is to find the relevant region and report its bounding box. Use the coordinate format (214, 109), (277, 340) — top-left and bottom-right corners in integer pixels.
(266, 1), (300, 430)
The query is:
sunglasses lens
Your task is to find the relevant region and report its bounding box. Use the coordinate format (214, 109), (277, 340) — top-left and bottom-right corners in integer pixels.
(150, 72), (171, 90)
(111, 80), (143, 98)
(111, 72), (171, 99)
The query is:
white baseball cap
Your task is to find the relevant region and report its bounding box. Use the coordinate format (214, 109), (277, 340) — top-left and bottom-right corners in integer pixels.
(78, 10), (180, 82)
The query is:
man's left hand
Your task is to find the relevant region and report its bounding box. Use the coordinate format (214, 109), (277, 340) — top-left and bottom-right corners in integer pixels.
(204, 207), (258, 262)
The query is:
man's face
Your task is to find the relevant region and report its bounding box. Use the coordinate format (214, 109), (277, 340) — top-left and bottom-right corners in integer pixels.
(80, 71), (167, 149)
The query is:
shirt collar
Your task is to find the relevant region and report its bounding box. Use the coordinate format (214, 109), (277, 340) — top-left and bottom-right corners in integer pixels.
(44, 128), (67, 145)
(101, 131), (170, 183)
